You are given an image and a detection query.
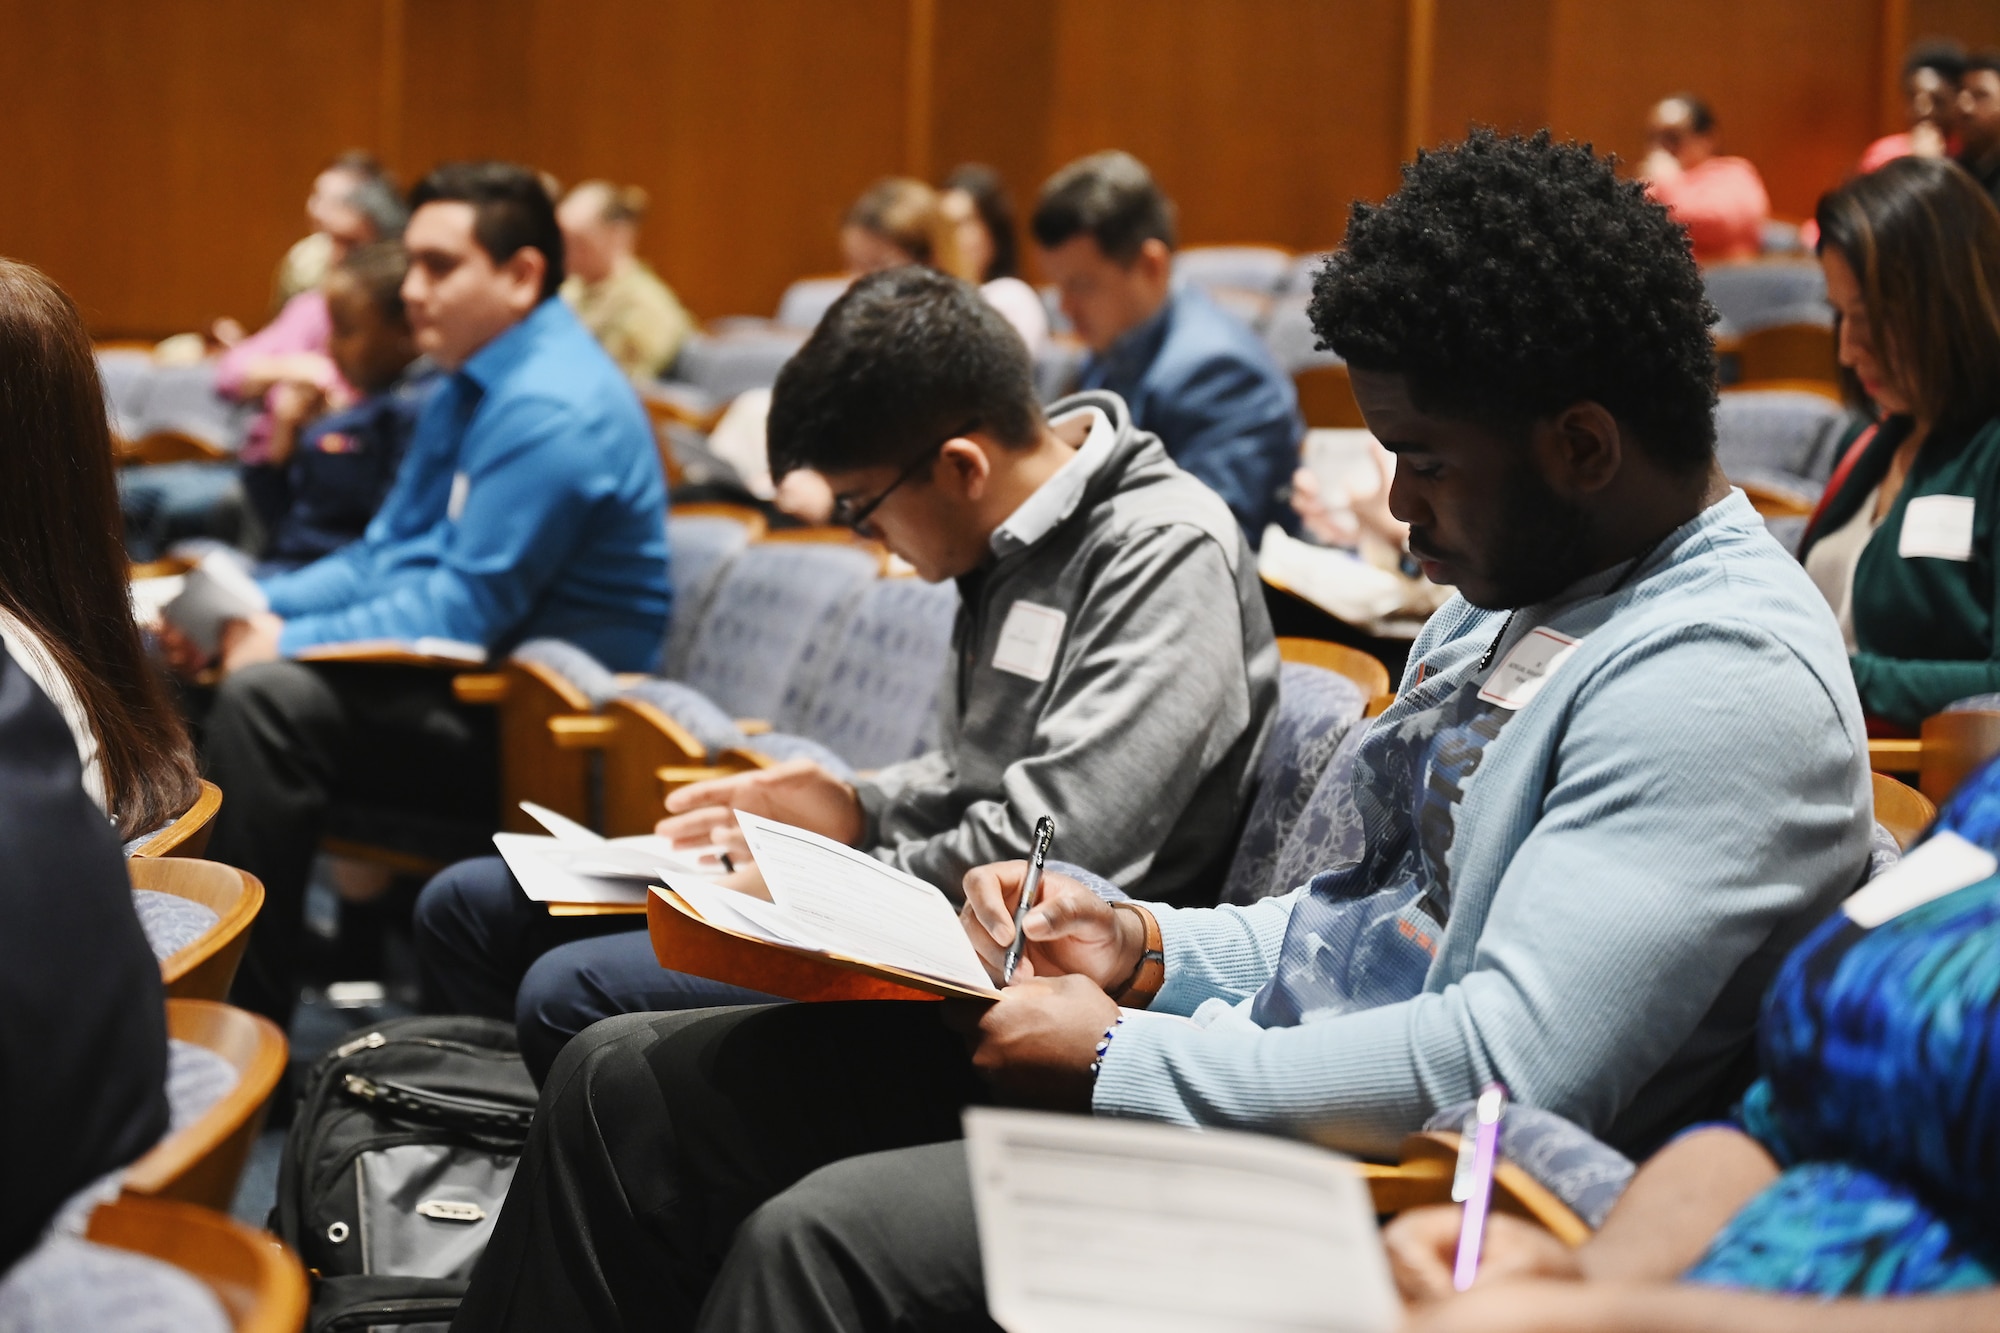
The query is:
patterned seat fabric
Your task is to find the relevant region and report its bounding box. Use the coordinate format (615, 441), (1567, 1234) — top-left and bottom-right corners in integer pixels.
(777, 577), (960, 771)
(1422, 1101), (1637, 1231)
(774, 277), (853, 331)
(618, 677), (748, 757)
(660, 516), (755, 678)
(510, 638), (621, 709)
(1715, 391), (1848, 495)
(669, 326), (809, 401)
(131, 891), (218, 961)
(677, 543), (881, 721)
(0, 1234), (231, 1333)
(1945, 693), (2000, 714)
(1702, 262), (1829, 336)
(1173, 245), (1292, 296)
(166, 1038), (239, 1134)
(1221, 664), (1370, 905)
(746, 731), (857, 783)
(1260, 294), (1342, 375)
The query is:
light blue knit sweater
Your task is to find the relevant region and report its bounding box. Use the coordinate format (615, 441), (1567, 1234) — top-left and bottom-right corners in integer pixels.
(1093, 491), (1871, 1157)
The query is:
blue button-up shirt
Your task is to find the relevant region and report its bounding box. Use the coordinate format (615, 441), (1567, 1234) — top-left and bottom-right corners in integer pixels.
(1079, 284), (1301, 545)
(262, 298), (673, 671)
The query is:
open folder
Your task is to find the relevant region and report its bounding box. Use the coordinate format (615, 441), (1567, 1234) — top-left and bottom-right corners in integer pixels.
(648, 811), (1002, 1001)
(495, 801), (727, 915)
(965, 1108), (1401, 1333)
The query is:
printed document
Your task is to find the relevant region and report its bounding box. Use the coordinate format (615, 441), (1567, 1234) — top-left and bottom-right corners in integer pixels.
(965, 1108), (1400, 1333)
(496, 801), (725, 906)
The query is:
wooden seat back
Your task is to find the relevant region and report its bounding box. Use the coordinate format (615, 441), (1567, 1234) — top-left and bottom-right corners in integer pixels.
(1727, 322), (1838, 389)
(1293, 363), (1366, 429)
(1871, 771), (1937, 851)
(118, 430), (232, 466)
(122, 999), (287, 1212)
(1277, 636), (1394, 715)
(130, 856), (264, 1002)
(86, 1195), (308, 1333)
(132, 779), (225, 859)
(1357, 1130), (1590, 1247)
(453, 657), (605, 833)
(1915, 708), (2000, 805)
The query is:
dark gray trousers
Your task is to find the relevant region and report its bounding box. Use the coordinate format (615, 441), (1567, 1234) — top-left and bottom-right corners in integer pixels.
(450, 1002), (1003, 1333)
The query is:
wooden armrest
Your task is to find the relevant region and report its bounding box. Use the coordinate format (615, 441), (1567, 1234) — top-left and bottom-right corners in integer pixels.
(547, 902), (649, 917)
(1364, 692), (1395, 718)
(735, 718), (773, 737)
(614, 672), (651, 689)
(658, 765), (734, 785)
(1869, 737), (1924, 774)
(452, 673), (510, 704)
(293, 641), (484, 667)
(548, 714), (620, 749)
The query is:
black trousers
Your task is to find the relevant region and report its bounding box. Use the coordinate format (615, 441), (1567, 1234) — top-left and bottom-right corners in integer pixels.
(200, 660), (496, 1029)
(452, 1002), (1002, 1333)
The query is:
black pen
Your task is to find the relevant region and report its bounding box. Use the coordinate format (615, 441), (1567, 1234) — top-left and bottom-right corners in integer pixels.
(1001, 816), (1055, 985)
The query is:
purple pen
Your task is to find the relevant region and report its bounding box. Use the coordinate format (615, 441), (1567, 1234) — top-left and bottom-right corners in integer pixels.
(1452, 1082), (1508, 1292)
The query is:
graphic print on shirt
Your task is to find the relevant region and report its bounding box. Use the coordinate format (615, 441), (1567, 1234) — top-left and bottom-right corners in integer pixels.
(1253, 651), (1523, 1026)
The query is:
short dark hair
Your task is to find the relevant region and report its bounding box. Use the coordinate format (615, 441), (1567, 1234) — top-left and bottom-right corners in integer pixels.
(766, 267), (1041, 480)
(1905, 38), (1968, 82)
(1664, 93), (1716, 135)
(329, 242), (409, 325)
(409, 161), (565, 300)
(1030, 151), (1176, 263)
(1968, 48), (2000, 79)
(1310, 130), (1719, 471)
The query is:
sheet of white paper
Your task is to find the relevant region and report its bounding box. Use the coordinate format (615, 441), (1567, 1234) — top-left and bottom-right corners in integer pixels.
(1844, 828), (1996, 928)
(520, 801), (603, 845)
(516, 803), (725, 877)
(965, 1108), (1400, 1333)
(736, 811), (999, 996)
(494, 833), (649, 906)
(161, 555), (270, 654)
(660, 877), (819, 949)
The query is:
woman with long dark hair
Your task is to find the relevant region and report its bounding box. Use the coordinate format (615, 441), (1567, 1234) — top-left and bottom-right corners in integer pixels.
(1797, 155), (2000, 729)
(0, 259), (201, 839)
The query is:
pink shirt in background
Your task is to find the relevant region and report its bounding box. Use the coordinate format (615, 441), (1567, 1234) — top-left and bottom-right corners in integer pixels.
(1858, 132), (1916, 175)
(1647, 156), (1771, 264)
(211, 289), (350, 463)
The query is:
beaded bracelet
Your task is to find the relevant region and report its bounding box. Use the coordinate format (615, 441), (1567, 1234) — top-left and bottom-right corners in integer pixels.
(1087, 1015), (1124, 1078)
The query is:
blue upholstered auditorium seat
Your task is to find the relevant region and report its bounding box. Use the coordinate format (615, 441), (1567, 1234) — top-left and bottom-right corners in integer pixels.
(775, 576), (960, 771)
(1261, 294), (1341, 376)
(1715, 389), (1848, 498)
(1702, 261), (1830, 337)
(0, 1234), (230, 1333)
(774, 276), (852, 331)
(1946, 693), (2000, 714)
(511, 637), (622, 708)
(668, 326), (808, 402)
(1422, 1100), (1638, 1230)
(1220, 662), (1371, 905)
(1173, 245), (1292, 297)
(661, 515), (756, 678)
(1279, 250), (1332, 298)
(677, 542), (881, 721)
(619, 677), (746, 756)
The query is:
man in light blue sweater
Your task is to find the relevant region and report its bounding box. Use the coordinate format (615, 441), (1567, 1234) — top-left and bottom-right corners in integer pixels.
(453, 133), (1872, 1332)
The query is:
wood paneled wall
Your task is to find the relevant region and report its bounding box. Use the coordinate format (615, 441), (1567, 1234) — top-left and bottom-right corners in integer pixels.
(0, 0), (1991, 338)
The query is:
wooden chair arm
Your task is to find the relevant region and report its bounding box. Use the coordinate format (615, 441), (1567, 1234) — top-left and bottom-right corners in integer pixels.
(735, 718), (773, 737)
(452, 672), (510, 704)
(293, 642), (483, 668)
(548, 714), (620, 748)
(1869, 737), (1924, 775)
(658, 765), (736, 786)
(547, 902), (649, 917)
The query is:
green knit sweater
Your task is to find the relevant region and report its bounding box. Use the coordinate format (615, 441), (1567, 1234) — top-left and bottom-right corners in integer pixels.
(1802, 413), (2000, 727)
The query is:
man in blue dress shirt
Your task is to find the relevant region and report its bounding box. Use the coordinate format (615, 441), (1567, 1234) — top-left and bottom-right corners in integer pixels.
(196, 162), (673, 1027)
(1033, 151), (1301, 545)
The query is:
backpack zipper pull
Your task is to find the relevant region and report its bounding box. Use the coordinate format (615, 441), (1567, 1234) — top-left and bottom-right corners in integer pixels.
(334, 1031), (387, 1059)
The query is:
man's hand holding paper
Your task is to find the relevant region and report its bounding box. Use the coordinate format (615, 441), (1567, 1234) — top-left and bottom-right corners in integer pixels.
(656, 757), (867, 864)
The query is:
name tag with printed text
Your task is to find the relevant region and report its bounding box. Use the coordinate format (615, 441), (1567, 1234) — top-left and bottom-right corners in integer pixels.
(1899, 494), (1976, 562)
(1478, 627), (1580, 711)
(991, 601), (1067, 682)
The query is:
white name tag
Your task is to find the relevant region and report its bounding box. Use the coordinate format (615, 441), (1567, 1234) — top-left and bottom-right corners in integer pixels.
(1899, 494), (1976, 562)
(991, 601), (1067, 682)
(1477, 626), (1580, 711)
(1844, 829), (1995, 928)
(447, 472), (471, 522)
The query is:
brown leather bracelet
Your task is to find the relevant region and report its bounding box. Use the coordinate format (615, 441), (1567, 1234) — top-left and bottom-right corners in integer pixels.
(1108, 902), (1165, 1008)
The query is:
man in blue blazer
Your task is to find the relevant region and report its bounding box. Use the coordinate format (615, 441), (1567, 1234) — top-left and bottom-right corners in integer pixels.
(1033, 151), (1301, 544)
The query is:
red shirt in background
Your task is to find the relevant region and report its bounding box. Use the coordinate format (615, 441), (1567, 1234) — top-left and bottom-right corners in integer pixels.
(1646, 156), (1771, 264)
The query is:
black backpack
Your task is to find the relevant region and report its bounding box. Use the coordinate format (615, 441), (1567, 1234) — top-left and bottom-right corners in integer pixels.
(270, 1015), (539, 1330)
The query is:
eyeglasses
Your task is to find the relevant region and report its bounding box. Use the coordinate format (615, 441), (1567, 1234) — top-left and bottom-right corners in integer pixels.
(830, 420), (978, 533)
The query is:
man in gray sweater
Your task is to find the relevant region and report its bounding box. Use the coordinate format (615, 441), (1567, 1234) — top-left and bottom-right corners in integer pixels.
(414, 265), (1281, 1077)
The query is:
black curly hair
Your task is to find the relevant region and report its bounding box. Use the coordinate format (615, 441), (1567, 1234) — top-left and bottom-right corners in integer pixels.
(1309, 130), (1719, 473)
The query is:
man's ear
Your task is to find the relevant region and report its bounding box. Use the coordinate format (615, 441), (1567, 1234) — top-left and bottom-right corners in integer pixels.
(938, 437), (994, 502)
(1537, 401), (1622, 495)
(501, 247), (549, 310)
(1132, 237), (1173, 286)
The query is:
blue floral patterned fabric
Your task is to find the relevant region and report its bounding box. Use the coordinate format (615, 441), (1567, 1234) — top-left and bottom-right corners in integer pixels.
(1685, 757), (2000, 1296)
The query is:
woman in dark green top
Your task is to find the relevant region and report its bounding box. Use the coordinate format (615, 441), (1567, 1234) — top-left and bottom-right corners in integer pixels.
(1796, 156), (2000, 730)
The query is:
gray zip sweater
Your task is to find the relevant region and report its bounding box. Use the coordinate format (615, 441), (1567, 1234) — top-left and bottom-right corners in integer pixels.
(855, 391), (1279, 906)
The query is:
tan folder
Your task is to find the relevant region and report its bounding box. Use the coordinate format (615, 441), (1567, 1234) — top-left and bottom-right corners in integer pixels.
(645, 886), (998, 1003)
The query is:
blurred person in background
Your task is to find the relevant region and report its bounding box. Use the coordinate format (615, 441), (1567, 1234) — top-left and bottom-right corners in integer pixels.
(557, 179), (694, 382)
(1958, 50), (2000, 209)
(940, 162), (1049, 359)
(267, 151), (402, 316)
(1797, 156), (2000, 731)
(1032, 150), (1300, 544)
(1640, 93), (1771, 263)
(1859, 40), (1967, 173)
